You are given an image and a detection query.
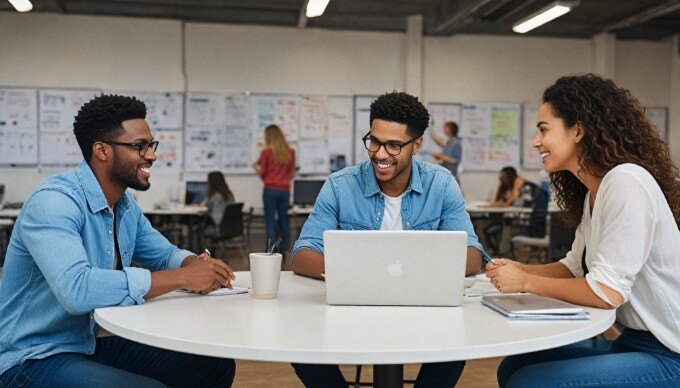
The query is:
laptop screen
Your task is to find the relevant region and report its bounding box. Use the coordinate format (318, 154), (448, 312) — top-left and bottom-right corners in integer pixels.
(293, 180), (325, 206)
(185, 181), (208, 205)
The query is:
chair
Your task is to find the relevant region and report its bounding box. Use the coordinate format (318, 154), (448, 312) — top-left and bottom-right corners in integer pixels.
(505, 184), (549, 259)
(349, 365), (416, 387)
(511, 211), (576, 263)
(203, 203), (249, 264)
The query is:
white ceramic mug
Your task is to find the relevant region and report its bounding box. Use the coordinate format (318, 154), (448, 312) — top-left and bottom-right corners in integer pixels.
(249, 252), (282, 299)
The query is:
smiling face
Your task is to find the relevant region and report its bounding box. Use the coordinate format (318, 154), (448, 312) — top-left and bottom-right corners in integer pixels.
(368, 119), (422, 193)
(532, 103), (583, 174)
(110, 118), (157, 191)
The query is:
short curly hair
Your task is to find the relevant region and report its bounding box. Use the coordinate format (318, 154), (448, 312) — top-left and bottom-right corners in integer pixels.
(370, 92), (430, 137)
(73, 94), (147, 162)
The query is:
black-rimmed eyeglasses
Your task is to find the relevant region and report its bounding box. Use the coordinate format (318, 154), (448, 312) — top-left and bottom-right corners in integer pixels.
(100, 140), (159, 156)
(361, 132), (421, 156)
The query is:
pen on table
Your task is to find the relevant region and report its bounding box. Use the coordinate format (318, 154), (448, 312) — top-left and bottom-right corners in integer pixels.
(481, 250), (497, 266)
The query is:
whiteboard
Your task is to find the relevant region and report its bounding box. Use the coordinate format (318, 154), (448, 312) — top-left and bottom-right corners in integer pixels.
(298, 138), (330, 175)
(112, 91), (183, 129)
(299, 96), (327, 139)
(39, 89), (99, 166)
(154, 129), (183, 170)
(353, 96), (377, 165)
(521, 104), (543, 170)
(0, 88), (38, 165)
(422, 102), (461, 163)
(327, 96), (353, 135)
(184, 124), (220, 171)
(251, 94), (300, 141)
(460, 103), (521, 172)
(645, 107), (668, 142)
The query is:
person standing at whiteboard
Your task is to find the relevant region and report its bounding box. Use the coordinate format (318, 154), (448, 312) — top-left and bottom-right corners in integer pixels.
(430, 121), (462, 181)
(253, 124), (296, 253)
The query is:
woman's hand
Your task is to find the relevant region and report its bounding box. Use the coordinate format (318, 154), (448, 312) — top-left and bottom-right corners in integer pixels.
(485, 258), (531, 293)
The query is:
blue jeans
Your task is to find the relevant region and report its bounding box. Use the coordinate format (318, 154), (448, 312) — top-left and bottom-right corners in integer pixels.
(263, 188), (291, 251)
(498, 328), (680, 387)
(291, 361), (465, 388)
(0, 336), (235, 387)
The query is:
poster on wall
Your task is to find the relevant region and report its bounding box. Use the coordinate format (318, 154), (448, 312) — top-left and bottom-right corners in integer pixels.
(521, 104), (543, 170)
(299, 96), (327, 139)
(224, 94), (251, 128)
(113, 91), (183, 129)
(460, 103), (521, 172)
(353, 96), (377, 166)
(153, 129), (183, 170)
(251, 94), (300, 141)
(327, 96), (353, 135)
(184, 124), (220, 171)
(298, 139), (330, 175)
(0, 88), (38, 165)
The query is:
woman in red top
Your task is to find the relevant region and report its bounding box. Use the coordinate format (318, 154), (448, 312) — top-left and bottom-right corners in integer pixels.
(253, 124), (296, 252)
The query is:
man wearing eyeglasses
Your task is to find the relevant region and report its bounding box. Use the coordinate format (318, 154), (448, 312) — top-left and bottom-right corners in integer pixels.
(0, 95), (236, 387)
(291, 92), (483, 387)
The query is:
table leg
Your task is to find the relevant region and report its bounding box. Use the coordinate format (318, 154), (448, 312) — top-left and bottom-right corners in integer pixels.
(373, 364), (404, 388)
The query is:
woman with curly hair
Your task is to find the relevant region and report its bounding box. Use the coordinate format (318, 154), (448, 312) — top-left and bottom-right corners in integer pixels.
(487, 74), (680, 387)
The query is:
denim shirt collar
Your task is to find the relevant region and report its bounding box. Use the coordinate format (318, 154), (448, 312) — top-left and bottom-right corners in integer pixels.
(75, 160), (131, 214)
(361, 158), (424, 197)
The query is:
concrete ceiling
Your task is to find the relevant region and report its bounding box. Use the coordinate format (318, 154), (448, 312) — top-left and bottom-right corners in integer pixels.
(2, 0), (679, 40)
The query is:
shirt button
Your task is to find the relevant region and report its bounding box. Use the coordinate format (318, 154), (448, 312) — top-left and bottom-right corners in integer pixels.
(108, 230), (113, 235)
(406, 222), (411, 227)
(107, 250), (111, 255)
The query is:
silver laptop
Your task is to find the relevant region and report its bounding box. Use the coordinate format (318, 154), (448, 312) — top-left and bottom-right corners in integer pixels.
(324, 230), (468, 306)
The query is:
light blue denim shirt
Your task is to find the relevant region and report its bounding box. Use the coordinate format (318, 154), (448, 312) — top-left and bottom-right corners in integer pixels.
(292, 159), (483, 259)
(0, 161), (194, 375)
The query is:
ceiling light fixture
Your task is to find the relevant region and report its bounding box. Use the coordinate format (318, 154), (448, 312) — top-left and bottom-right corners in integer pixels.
(306, 0), (330, 18)
(512, 1), (575, 34)
(8, 0), (33, 12)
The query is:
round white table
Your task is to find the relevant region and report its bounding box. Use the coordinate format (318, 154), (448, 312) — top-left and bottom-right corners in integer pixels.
(95, 272), (615, 387)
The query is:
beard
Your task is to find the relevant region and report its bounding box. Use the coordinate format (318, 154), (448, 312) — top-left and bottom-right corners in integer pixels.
(112, 151), (151, 191)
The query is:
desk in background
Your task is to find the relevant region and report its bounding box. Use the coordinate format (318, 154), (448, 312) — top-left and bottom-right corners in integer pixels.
(142, 206), (207, 252)
(95, 271), (614, 388)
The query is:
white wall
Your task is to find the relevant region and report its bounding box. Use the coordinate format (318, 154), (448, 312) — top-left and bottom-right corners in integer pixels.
(0, 12), (676, 206)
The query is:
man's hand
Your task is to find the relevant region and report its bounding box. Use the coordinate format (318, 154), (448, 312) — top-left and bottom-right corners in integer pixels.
(182, 252), (236, 294)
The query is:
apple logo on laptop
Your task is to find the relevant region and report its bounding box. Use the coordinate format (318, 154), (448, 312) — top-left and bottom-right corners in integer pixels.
(388, 260), (404, 277)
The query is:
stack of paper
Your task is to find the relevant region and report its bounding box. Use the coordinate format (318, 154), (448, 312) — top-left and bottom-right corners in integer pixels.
(482, 294), (590, 320)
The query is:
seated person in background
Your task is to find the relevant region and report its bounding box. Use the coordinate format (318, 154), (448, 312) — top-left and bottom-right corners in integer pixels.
(291, 91), (484, 388)
(203, 171), (236, 237)
(483, 166), (538, 253)
(0, 95), (236, 387)
(430, 121), (462, 181)
(487, 74), (680, 387)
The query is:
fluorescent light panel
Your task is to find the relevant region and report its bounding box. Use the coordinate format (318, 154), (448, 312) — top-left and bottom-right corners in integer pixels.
(306, 0), (330, 18)
(8, 0), (32, 12)
(513, 2), (573, 34)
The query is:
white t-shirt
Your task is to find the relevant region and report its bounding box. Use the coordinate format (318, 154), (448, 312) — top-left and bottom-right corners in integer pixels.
(380, 193), (403, 231)
(559, 164), (680, 352)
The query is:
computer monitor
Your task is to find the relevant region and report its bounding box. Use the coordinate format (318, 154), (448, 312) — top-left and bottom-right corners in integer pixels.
(185, 181), (208, 205)
(293, 180), (325, 206)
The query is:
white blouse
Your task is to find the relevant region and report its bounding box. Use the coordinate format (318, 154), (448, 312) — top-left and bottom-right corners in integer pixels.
(560, 164), (680, 353)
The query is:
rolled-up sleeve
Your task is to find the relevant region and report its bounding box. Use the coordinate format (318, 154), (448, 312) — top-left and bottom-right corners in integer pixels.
(440, 175), (483, 253)
(586, 172), (655, 306)
(292, 179), (339, 261)
(19, 189), (153, 315)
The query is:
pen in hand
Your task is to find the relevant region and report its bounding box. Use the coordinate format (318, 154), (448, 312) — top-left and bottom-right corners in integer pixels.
(481, 250), (497, 266)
